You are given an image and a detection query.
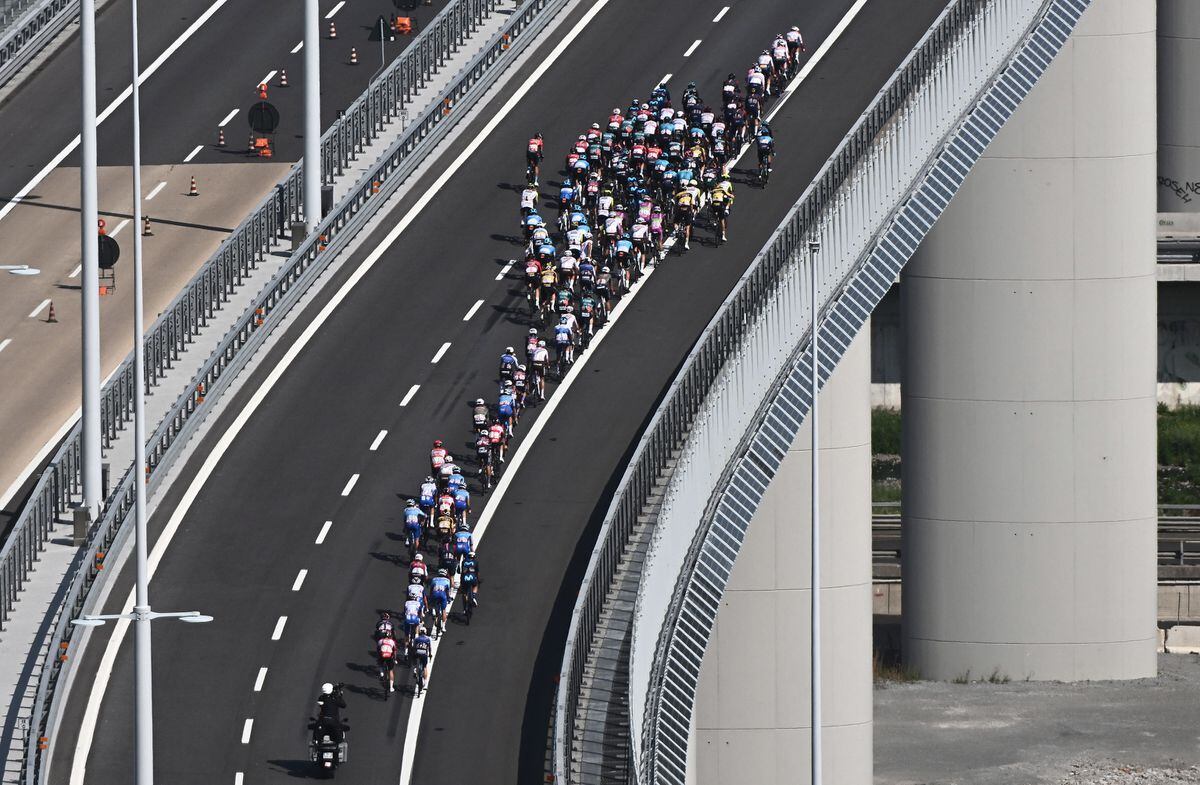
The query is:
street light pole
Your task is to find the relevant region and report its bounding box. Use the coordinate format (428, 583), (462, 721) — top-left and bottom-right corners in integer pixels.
(304, 0), (321, 233)
(808, 240), (822, 785)
(79, 0), (101, 518)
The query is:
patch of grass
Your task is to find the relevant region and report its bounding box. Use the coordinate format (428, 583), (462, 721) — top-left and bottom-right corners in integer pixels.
(952, 670), (971, 684)
(986, 667), (1010, 684)
(872, 408), (902, 455)
(872, 651), (919, 683)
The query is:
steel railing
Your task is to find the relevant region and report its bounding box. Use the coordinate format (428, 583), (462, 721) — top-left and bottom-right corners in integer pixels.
(0, 0), (75, 90)
(552, 0), (1095, 782)
(20, 0), (579, 781)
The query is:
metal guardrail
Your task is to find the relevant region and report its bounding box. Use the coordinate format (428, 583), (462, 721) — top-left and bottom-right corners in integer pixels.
(0, 0), (496, 631)
(21, 0), (576, 781)
(0, 0), (75, 90)
(552, 0), (1094, 783)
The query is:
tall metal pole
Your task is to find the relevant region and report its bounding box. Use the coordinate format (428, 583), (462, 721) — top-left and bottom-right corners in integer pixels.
(79, 0), (101, 518)
(129, 2), (154, 782)
(809, 241), (822, 785)
(304, 0), (321, 232)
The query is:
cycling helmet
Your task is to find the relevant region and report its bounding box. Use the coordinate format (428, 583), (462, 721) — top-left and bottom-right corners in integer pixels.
(414, 553), (424, 562)
(565, 305), (574, 313)
(518, 364), (526, 371)
(559, 316), (569, 324)
(437, 568), (449, 577)
(601, 266), (610, 273)
(792, 25), (800, 31)
(538, 339), (547, 347)
(503, 380), (514, 389)
(535, 132), (543, 139)
(418, 624), (427, 634)
(321, 682), (334, 695)
(591, 122), (600, 130)
(406, 499), (416, 508)
(425, 475), (434, 483)
(433, 439), (442, 447)
(505, 346), (514, 354)
(475, 398), (485, 405)
(411, 576), (422, 584)
(528, 328), (538, 335)
(468, 551), (476, 558)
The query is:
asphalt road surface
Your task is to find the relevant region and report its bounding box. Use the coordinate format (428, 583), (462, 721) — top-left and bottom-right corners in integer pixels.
(48, 0), (950, 782)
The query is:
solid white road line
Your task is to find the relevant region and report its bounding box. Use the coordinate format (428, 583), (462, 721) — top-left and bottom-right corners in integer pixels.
(271, 616), (287, 640)
(291, 41), (304, 54)
(259, 70), (278, 87)
(234, 773), (244, 785)
(462, 299), (484, 321)
(218, 108), (239, 127)
(316, 520), (333, 544)
(68, 264), (82, 278)
(145, 181), (168, 200)
(400, 384), (420, 406)
(341, 474), (359, 496)
(495, 261), (514, 280)
(325, 0), (345, 18)
(775, 0), (870, 107)
(683, 39), (701, 57)
(291, 569), (308, 591)
(0, 338), (11, 354)
(0, 0), (231, 228)
(27, 299), (50, 319)
(71, 0), (613, 780)
(253, 667), (268, 692)
(108, 218), (131, 238)
(183, 144), (203, 163)
(430, 342), (450, 363)
(241, 719), (253, 743)
(712, 5), (730, 22)
(660, 72), (672, 85)
(370, 430), (388, 450)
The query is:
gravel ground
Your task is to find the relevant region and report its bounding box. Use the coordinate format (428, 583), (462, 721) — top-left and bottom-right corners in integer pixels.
(874, 654), (1200, 785)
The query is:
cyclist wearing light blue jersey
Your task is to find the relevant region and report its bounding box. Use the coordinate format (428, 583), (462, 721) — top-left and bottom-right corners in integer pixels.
(403, 500), (426, 553)
(429, 569), (453, 632)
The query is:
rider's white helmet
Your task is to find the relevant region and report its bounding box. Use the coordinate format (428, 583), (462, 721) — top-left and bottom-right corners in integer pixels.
(321, 682), (334, 695)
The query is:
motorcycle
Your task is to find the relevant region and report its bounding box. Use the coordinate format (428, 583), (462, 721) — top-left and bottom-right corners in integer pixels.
(308, 683), (349, 776)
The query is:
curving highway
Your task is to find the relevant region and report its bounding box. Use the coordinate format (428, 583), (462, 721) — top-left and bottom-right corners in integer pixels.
(46, 0), (948, 782)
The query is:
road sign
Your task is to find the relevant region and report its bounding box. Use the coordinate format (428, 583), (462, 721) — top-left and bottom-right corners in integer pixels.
(98, 234), (119, 269)
(247, 101), (280, 135)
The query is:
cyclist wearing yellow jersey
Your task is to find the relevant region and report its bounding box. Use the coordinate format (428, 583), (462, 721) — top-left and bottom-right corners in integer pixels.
(675, 183), (697, 251)
(710, 179), (734, 243)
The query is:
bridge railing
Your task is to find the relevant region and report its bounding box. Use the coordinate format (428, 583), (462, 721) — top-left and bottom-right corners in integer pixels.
(0, 0), (75, 90)
(553, 0), (1095, 782)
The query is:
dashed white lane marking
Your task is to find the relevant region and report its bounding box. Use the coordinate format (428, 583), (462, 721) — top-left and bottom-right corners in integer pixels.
(28, 299), (50, 319)
(315, 520), (333, 544)
(462, 299), (484, 321)
(253, 667), (268, 692)
(271, 616), (287, 640)
(341, 474), (359, 496)
(660, 72), (672, 85)
(145, 181), (167, 200)
(259, 69), (277, 87)
(712, 5), (730, 22)
(430, 342), (450, 363)
(684, 39), (701, 57)
(325, 0), (344, 18)
(292, 569), (308, 591)
(495, 261), (513, 280)
(400, 384), (419, 406)
(370, 430), (387, 450)
(218, 108), (239, 127)
(69, 264), (81, 278)
(183, 144), (203, 163)
(234, 773), (244, 785)
(109, 218), (131, 238)
(241, 719), (253, 743)
(291, 41), (304, 54)
(0, 339), (11, 354)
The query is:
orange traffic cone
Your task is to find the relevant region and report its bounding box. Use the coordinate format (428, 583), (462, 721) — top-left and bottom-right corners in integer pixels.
(371, 180), (380, 194)
(280, 69), (288, 87)
(258, 82), (268, 100)
(217, 128), (225, 147)
(46, 301), (56, 323)
(248, 134), (256, 153)
(142, 216), (153, 236)
(188, 176), (198, 196)
(329, 21), (337, 38)
(196, 382), (206, 404)
(349, 47), (358, 65)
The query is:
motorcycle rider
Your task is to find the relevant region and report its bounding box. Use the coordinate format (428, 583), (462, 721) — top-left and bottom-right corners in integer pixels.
(312, 682), (348, 743)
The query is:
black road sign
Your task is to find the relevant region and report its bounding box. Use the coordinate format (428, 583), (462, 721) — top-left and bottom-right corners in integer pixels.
(248, 101), (281, 135)
(98, 234), (120, 269)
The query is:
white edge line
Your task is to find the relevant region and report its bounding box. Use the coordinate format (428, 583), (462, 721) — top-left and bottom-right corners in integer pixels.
(430, 342), (451, 363)
(370, 429), (388, 450)
(0, 0), (231, 227)
(241, 718), (253, 743)
(683, 39), (701, 57)
(145, 181), (168, 200)
(27, 299), (50, 319)
(660, 73), (672, 85)
(316, 520), (333, 544)
(341, 473), (359, 496)
(218, 108), (239, 127)
(109, 219), (131, 239)
(291, 569), (307, 591)
(271, 616), (287, 640)
(291, 41), (304, 54)
(778, 0), (870, 104)
(399, 384), (420, 406)
(0, 338), (11, 354)
(259, 70), (278, 88)
(235, 773), (244, 785)
(712, 5), (730, 23)
(68, 264), (82, 278)
(495, 261), (514, 281)
(462, 299), (484, 321)
(253, 667), (268, 692)
(325, 0), (345, 18)
(183, 144), (203, 163)
(67, 2), (614, 782)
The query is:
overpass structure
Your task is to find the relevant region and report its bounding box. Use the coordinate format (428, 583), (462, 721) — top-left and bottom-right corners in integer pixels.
(0, 0), (1162, 784)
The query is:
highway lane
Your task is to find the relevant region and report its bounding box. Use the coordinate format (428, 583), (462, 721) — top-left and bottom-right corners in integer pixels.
(47, 0), (949, 782)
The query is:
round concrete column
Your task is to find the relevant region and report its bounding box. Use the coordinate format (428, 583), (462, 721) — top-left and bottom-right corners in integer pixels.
(900, 0), (1157, 681)
(692, 324), (872, 784)
(1160, 0), (1200, 211)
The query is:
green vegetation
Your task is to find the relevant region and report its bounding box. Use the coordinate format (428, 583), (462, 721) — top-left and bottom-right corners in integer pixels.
(872, 650), (920, 683)
(871, 408), (901, 505)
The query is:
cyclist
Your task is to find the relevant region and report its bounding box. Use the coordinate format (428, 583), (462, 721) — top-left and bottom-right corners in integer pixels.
(403, 500), (426, 555)
(403, 593), (424, 651)
(475, 428), (495, 489)
(531, 339), (550, 400)
(430, 439), (447, 474)
(454, 523), (473, 564)
(498, 385), (518, 433)
(554, 315), (576, 371)
(376, 626), (399, 693)
(429, 568), (452, 634)
(756, 123), (775, 183)
(520, 184), (538, 216)
(488, 417), (508, 463)
(675, 182), (697, 250)
(471, 397), (489, 431)
(526, 132), (544, 184)
(513, 363), (529, 410)
(375, 610), (396, 641)
(437, 454), (457, 490)
(786, 25), (807, 65)
(411, 625), (432, 695)
(453, 483), (471, 527)
(409, 551), (429, 585)
(498, 347), (519, 383)
(418, 475), (437, 521)
(710, 178), (734, 243)
(460, 550), (480, 622)
(406, 574), (425, 605)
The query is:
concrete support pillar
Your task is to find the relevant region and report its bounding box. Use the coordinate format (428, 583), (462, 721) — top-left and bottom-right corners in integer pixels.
(900, 0), (1157, 682)
(692, 324), (872, 784)
(1159, 0), (1200, 211)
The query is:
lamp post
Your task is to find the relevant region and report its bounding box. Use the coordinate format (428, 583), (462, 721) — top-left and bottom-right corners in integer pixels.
(304, 0), (321, 232)
(79, 0), (101, 519)
(808, 240), (822, 785)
